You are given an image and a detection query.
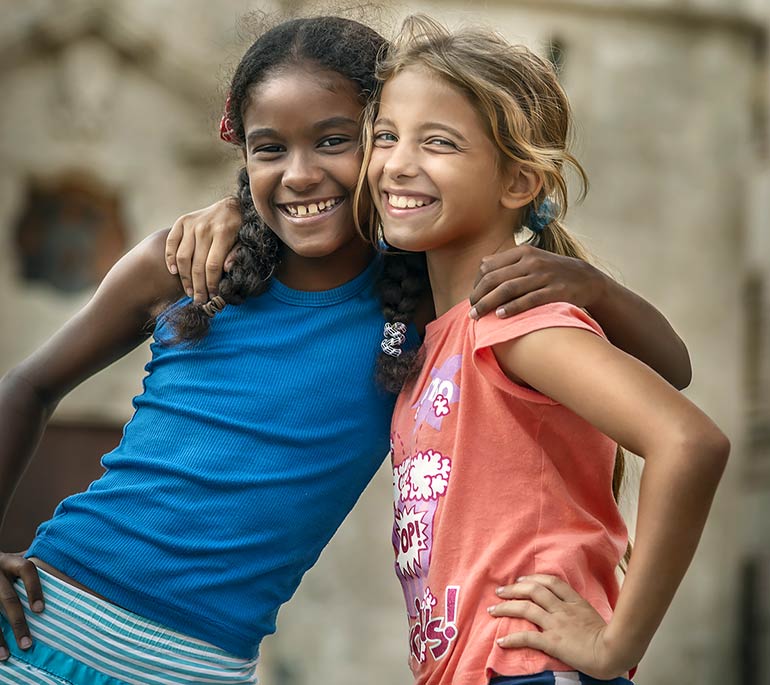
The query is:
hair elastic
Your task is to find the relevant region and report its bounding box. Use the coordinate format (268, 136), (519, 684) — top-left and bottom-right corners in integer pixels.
(528, 197), (559, 234)
(219, 95), (238, 145)
(201, 295), (226, 318)
(381, 321), (407, 358)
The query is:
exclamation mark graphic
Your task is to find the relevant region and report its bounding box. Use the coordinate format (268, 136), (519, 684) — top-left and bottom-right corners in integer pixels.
(444, 586), (459, 640)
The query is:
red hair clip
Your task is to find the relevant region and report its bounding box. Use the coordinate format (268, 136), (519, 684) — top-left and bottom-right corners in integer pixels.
(219, 94), (239, 145)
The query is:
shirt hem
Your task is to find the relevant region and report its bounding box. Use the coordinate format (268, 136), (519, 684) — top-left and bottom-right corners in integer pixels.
(26, 541), (261, 660)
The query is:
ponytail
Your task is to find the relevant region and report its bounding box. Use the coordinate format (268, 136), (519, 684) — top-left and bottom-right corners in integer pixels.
(529, 204), (632, 570)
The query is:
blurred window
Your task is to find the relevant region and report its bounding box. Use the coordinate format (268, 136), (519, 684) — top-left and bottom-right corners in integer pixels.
(14, 175), (127, 292)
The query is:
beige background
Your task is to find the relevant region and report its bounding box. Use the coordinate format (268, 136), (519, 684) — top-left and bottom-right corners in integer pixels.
(1, 1), (768, 683)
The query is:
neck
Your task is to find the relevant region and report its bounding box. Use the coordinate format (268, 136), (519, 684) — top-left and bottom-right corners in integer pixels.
(427, 232), (517, 317)
(277, 241), (375, 291)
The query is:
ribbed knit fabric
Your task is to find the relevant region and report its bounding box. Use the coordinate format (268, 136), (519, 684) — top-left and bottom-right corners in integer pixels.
(28, 259), (402, 659)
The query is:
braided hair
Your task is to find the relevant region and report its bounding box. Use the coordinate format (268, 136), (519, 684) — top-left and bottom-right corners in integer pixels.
(374, 250), (430, 393)
(171, 16), (386, 342)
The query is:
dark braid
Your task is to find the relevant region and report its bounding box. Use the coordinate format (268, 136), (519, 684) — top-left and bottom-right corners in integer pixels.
(374, 250), (431, 394)
(168, 168), (279, 342)
(170, 16), (386, 342)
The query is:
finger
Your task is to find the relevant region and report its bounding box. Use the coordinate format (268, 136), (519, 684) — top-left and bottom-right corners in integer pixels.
(496, 629), (548, 651)
(473, 248), (526, 289)
(17, 561), (44, 614)
(0, 575), (32, 651)
(165, 221), (184, 275)
(223, 246), (239, 273)
(492, 288), (563, 319)
(515, 574), (583, 603)
(204, 237), (233, 297)
(175, 228), (196, 299)
(496, 580), (562, 612)
(488, 599), (550, 628)
(470, 266), (530, 305)
(469, 276), (544, 319)
(190, 230), (214, 304)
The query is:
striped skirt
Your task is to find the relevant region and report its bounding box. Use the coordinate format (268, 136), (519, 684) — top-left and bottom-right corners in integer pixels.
(0, 568), (259, 685)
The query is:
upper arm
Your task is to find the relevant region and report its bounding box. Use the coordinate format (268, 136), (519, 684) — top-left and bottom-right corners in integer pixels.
(492, 328), (716, 459)
(11, 229), (184, 406)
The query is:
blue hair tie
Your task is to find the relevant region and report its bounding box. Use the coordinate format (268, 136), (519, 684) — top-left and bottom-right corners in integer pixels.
(529, 198), (559, 234)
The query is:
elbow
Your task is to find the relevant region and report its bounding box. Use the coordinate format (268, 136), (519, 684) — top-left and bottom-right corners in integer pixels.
(671, 344), (693, 391)
(673, 366), (692, 392)
(679, 422), (731, 482)
(1, 367), (57, 416)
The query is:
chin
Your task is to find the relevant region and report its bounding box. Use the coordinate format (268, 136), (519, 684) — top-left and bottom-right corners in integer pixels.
(383, 232), (428, 253)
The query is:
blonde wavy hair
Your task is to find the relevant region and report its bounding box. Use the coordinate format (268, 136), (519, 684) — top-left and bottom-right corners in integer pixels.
(355, 14), (631, 568)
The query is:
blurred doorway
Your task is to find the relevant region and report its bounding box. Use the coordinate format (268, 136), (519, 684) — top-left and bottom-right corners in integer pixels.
(0, 423), (122, 551)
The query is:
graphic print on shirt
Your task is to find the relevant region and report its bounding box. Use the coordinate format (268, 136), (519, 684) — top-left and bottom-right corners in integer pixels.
(411, 354), (462, 433)
(393, 353), (462, 664)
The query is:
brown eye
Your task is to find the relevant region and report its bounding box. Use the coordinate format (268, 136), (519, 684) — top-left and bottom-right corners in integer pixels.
(318, 136), (349, 148)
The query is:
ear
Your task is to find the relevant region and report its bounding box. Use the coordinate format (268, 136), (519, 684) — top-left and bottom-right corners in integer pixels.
(500, 164), (543, 210)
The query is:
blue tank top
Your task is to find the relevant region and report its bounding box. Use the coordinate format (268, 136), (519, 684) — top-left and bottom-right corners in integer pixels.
(28, 259), (400, 658)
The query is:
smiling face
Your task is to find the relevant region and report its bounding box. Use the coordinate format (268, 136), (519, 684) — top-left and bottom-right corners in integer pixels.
(243, 64), (372, 289)
(367, 65), (515, 256)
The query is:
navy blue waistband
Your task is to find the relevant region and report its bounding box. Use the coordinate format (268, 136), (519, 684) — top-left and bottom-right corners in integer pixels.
(490, 672), (633, 685)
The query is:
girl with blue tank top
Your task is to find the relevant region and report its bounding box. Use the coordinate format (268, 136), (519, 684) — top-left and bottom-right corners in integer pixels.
(0, 14), (692, 685)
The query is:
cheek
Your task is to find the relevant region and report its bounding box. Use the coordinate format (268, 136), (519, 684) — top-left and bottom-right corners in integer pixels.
(334, 151), (365, 190)
(246, 168), (273, 216)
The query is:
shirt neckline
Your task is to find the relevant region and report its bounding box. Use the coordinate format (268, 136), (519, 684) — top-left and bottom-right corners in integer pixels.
(424, 298), (472, 340)
(268, 257), (380, 307)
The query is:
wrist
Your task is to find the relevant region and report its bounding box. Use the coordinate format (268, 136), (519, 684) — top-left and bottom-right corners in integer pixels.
(600, 618), (648, 677)
(583, 261), (611, 312)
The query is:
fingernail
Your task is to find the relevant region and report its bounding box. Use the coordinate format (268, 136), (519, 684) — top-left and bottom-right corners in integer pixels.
(496, 307), (506, 317)
(496, 638), (505, 646)
(495, 587), (505, 595)
(516, 576), (526, 582)
(487, 606), (495, 614)
(0, 647), (8, 660)
(169, 265), (178, 275)
(20, 636), (31, 649)
(185, 288), (193, 298)
(469, 307), (478, 320)
(32, 600), (44, 613)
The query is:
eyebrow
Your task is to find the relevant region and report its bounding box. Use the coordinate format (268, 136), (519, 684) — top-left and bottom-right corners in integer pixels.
(373, 117), (470, 145)
(245, 117), (359, 144)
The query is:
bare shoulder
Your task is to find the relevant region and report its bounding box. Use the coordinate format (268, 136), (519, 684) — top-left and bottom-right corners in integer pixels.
(105, 228), (185, 322)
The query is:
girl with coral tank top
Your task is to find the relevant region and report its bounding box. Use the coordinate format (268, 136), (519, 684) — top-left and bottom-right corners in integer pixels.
(360, 15), (730, 685)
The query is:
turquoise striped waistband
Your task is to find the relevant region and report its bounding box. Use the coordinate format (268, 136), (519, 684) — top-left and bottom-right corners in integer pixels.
(4, 567), (258, 684)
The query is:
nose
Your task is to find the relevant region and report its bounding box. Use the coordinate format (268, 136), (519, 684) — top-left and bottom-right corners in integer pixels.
(382, 141), (418, 180)
(282, 151), (324, 192)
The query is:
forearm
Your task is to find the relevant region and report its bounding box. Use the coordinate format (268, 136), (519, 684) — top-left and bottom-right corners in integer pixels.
(588, 273), (691, 389)
(0, 370), (56, 524)
(605, 435), (728, 670)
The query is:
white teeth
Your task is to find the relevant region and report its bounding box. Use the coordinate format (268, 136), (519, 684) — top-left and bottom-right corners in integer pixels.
(388, 194), (431, 209)
(283, 198), (339, 218)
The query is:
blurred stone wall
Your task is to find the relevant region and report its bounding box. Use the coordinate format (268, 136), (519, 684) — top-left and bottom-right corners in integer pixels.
(1, 1), (768, 684)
